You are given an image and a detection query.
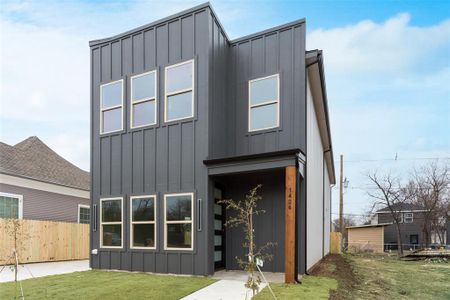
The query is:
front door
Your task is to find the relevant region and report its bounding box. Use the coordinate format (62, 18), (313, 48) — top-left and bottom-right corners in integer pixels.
(214, 187), (225, 270)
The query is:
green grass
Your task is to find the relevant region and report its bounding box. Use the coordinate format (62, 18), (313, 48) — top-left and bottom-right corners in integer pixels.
(0, 270), (215, 300)
(254, 276), (338, 300)
(347, 253), (450, 300)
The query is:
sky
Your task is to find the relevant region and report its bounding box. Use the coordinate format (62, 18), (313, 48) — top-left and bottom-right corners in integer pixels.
(1, 0), (449, 220)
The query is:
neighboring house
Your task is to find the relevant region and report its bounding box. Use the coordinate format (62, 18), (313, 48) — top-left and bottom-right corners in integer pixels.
(89, 3), (335, 283)
(373, 203), (430, 249)
(0, 136), (90, 223)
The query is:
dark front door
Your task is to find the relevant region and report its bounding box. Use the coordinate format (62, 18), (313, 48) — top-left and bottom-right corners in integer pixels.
(214, 187), (226, 270)
(410, 234), (419, 245)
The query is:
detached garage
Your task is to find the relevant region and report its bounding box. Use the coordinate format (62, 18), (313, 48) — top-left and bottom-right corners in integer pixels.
(347, 224), (390, 253)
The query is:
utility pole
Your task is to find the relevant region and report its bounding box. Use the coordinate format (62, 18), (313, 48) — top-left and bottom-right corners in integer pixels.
(339, 154), (344, 237)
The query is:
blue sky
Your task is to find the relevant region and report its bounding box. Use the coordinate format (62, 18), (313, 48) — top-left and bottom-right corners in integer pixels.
(1, 0), (449, 220)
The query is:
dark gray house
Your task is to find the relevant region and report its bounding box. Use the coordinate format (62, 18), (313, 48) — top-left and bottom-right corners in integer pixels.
(0, 136), (90, 223)
(374, 203), (430, 249)
(89, 3), (335, 283)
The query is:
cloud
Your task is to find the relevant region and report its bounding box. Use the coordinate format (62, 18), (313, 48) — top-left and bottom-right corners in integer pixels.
(308, 14), (450, 216)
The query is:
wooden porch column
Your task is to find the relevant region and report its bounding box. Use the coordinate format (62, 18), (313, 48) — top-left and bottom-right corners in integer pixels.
(285, 165), (297, 283)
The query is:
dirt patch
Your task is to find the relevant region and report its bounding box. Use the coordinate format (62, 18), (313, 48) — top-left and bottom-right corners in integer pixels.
(310, 254), (359, 300)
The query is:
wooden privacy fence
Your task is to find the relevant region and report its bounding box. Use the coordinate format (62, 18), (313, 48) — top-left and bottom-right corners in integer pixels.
(330, 232), (342, 254)
(0, 218), (89, 264)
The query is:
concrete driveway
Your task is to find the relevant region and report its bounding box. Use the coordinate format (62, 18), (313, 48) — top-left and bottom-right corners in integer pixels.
(0, 260), (90, 283)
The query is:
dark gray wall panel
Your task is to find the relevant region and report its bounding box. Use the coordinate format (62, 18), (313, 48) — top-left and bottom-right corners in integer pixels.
(216, 170), (285, 273)
(91, 8), (211, 275)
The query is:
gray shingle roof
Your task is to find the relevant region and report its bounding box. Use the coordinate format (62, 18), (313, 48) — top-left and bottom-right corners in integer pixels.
(376, 202), (425, 213)
(0, 136), (89, 191)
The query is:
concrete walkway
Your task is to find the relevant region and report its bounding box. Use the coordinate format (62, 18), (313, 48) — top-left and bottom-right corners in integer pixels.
(182, 270), (283, 300)
(0, 260), (90, 283)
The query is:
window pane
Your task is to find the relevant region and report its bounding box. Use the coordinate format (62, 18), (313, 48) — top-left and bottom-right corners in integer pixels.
(102, 200), (121, 222)
(102, 108), (122, 133)
(166, 195), (192, 221)
(0, 196), (19, 219)
(132, 72), (156, 101)
(250, 76), (278, 105)
(132, 198), (155, 221)
(102, 224), (121, 246)
(250, 103), (278, 130)
(167, 92), (192, 121)
(167, 223), (192, 248)
(132, 100), (155, 127)
(79, 207), (90, 224)
(166, 62), (192, 93)
(101, 81), (122, 108)
(132, 224), (155, 247)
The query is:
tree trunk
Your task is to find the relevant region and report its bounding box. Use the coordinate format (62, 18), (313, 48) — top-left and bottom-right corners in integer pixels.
(395, 223), (404, 256)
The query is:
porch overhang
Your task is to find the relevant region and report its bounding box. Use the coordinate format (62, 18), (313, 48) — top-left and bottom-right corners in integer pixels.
(203, 149), (305, 176)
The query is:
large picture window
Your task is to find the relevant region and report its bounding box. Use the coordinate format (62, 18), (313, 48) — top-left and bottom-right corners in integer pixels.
(100, 80), (123, 134)
(0, 192), (23, 219)
(165, 60), (194, 122)
(100, 198), (123, 248)
(130, 195), (156, 249)
(164, 193), (193, 250)
(248, 74), (280, 132)
(131, 71), (157, 128)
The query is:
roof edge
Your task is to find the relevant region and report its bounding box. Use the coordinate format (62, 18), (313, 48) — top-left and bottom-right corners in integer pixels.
(346, 223), (392, 229)
(89, 2), (212, 47)
(230, 18), (306, 44)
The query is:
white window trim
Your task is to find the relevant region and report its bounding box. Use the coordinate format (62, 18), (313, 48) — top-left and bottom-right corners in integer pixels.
(164, 60), (195, 122)
(100, 79), (124, 134)
(78, 204), (90, 224)
(130, 70), (158, 129)
(404, 213), (414, 223)
(0, 192), (23, 219)
(248, 73), (280, 132)
(164, 192), (194, 251)
(100, 197), (123, 249)
(130, 195), (157, 250)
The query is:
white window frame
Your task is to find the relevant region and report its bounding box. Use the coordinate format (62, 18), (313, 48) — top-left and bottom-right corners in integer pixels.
(100, 79), (124, 134)
(404, 212), (414, 223)
(77, 204), (90, 224)
(130, 195), (157, 250)
(164, 60), (195, 122)
(248, 73), (280, 132)
(0, 192), (23, 219)
(130, 70), (158, 129)
(164, 192), (194, 251)
(100, 197), (123, 249)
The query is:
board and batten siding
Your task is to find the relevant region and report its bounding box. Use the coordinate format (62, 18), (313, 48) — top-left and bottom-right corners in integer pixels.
(0, 183), (89, 223)
(216, 23), (306, 159)
(306, 74), (325, 270)
(90, 8), (212, 275)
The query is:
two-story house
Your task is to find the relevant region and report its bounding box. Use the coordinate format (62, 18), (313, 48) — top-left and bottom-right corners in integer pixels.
(89, 3), (335, 283)
(373, 203), (429, 250)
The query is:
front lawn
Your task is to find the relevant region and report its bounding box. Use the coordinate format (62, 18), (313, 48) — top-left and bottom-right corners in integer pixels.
(0, 270), (215, 300)
(254, 275), (338, 300)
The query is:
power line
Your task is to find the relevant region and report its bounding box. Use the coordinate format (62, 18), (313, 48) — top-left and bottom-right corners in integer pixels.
(333, 157), (449, 163)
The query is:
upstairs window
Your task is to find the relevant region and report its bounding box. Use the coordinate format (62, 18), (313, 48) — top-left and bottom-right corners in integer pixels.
(130, 195), (156, 249)
(164, 193), (193, 250)
(165, 60), (194, 122)
(404, 213), (413, 223)
(0, 192), (23, 219)
(100, 80), (123, 134)
(131, 71), (157, 128)
(100, 198), (123, 248)
(249, 74), (280, 132)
